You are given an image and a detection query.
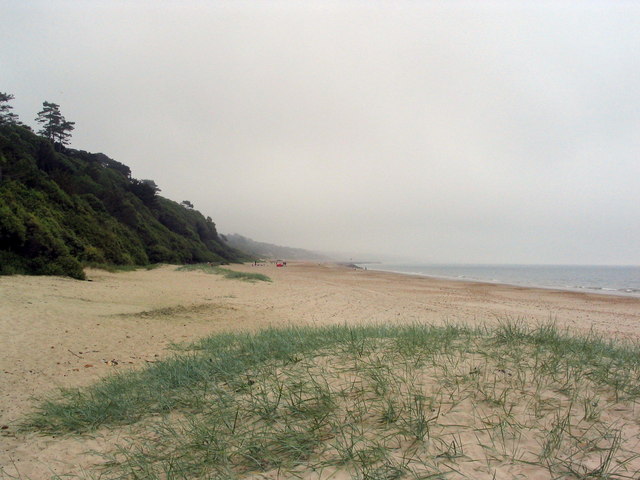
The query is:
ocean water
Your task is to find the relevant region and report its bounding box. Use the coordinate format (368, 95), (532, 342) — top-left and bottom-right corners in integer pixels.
(359, 264), (640, 298)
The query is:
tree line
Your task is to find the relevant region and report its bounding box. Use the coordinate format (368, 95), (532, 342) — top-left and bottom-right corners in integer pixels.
(1, 92), (75, 149)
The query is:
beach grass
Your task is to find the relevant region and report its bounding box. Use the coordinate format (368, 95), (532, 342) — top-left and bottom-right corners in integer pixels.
(22, 322), (640, 479)
(176, 263), (272, 282)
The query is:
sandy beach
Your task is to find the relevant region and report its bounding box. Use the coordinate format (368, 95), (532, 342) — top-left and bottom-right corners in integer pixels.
(2, 262), (640, 478)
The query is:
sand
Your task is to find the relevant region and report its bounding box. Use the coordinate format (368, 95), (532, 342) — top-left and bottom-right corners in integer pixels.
(1, 262), (639, 478)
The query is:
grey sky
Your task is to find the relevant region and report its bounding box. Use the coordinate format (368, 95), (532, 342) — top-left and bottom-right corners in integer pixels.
(3, 1), (639, 264)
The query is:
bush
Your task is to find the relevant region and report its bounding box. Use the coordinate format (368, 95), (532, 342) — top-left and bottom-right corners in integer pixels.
(41, 255), (85, 280)
(80, 245), (106, 264)
(0, 250), (28, 275)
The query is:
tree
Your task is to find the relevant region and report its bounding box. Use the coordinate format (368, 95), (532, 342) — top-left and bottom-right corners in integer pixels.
(0, 92), (20, 125)
(35, 101), (75, 148)
(130, 178), (160, 207)
(141, 179), (160, 192)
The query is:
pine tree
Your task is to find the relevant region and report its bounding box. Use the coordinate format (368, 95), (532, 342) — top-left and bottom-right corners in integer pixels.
(35, 101), (75, 148)
(0, 92), (20, 125)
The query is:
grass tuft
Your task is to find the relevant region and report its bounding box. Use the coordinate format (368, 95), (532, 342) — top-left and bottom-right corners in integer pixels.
(22, 321), (640, 479)
(176, 263), (271, 282)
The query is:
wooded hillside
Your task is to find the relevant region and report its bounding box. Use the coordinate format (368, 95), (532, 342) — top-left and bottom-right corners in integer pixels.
(0, 123), (246, 279)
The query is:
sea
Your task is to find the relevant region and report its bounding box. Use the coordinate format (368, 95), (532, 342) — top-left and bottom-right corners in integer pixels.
(357, 263), (640, 298)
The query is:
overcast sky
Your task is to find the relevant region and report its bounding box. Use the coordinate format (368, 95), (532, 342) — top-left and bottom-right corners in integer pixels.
(2, 1), (639, 264)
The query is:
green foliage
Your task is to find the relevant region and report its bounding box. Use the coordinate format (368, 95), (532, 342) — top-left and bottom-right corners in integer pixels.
(0, 123), (247, 279)
(0, 92), (20, 125)
(176, 263), (271, 282)
(34, 101), (75, 148)
(129, 178), (159, 208)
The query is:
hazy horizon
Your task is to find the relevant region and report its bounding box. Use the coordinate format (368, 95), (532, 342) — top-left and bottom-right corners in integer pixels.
(3, 1), (639, 265)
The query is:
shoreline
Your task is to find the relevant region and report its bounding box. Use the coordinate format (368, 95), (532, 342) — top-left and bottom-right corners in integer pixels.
(2, 262), (640, 478)
(359, 263), (640, 299)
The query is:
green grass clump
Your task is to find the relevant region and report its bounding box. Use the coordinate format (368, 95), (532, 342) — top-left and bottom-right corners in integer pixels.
(22, 322), (640, 479)
(176, 263), (271, 282)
